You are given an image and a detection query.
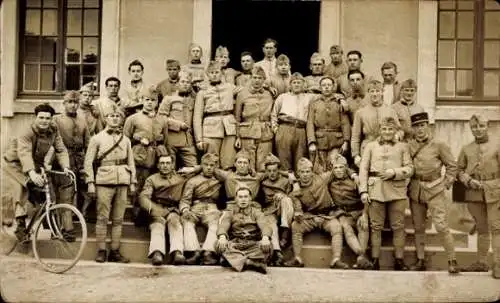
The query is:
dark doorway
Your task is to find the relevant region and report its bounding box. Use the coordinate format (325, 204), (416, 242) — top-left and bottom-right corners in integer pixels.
(211, 0), (321, 75)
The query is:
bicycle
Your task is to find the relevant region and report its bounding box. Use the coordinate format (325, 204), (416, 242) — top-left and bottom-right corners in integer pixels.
(5, 168), (88, 274)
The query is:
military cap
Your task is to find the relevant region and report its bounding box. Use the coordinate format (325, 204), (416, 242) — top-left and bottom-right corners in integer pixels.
(310, 52), (325, 63)
(296, 157), (313, 170)
(400, 79), (417, 90)
(290, 72), (305, 83)
(276, 54), (290, 65)
(235, 150), (251, 161)
(330, 154), (348, 167)
(63, 90), (80, 102)
(469, 114), (488, 125)
(201, 153), (219, 164)
(380, 116), (398, 128)
(80, 82), (95, 93)
(206, 60), (222, 72)
(166, 59), (180, 68)
(264, 153), (281, 167)
(330, 45), (343, 54)
(410, 112), (429, 126)
(215, 46), (229, 57)
(251, 66), (266, 79)
(366, 79), (383, 91)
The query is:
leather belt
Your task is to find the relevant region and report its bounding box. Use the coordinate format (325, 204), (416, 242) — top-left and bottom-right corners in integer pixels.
(99, 159), (128, 166)
(204, 110), (233, 117)
(278, 117), (306, 128)
(316, 128), (342, 133)
(413, 173), (442, 182)
(471, 172), (499, 181)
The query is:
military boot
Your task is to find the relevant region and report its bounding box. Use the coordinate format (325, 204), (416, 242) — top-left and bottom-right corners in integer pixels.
(448, 260), (460, 274)
(151, 251), (164, 266)
(279, 227), (290, 249)
(14, 216), (27, 241)
(202, 251), (219, 265)
(394, 258), (409, 271)
(410, 259), (426, 271)
(171, 251), (186, 265)
(353, 255), (373, 270)
(95, 249), (107, 263)
(245, 259), (267, 274)
(108, 249), (130, 263)
(330, 259), (350, 270)
(185, 251), (201, 265)
(372, 258), (380, 270)
(284, 257), (305, 268)
(271, 250), (284, 266)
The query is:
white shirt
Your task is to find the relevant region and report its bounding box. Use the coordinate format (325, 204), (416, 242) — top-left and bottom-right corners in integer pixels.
(256, 57), (277, 80)
(383, 84), (395, 106)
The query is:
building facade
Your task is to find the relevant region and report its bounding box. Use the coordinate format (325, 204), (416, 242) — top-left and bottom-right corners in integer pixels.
(1, 0), (499, 159)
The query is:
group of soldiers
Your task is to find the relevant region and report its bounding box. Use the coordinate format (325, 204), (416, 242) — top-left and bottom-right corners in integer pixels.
(1, 38), (499, 278)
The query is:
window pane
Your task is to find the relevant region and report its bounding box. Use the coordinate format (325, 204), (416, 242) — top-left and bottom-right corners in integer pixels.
(438, 40), (456, 68)
(42, 9), (57, 36)
(40, 65), (56, 91)
(84, 0), (100, 8)
(25, 10), (41, 35)
(66, 65), (81, 90)
(24, 64), (39, 91)
(24, 36), (40, 61)
(82, 64), (97, 76)
(439, 12), (455, 39)
(457, 0), (474, 10)
(485, 12), (500, 39)
(457, 12), (474, 38)
(457, 41), (473, 68)
(68, 0), (83, 8)
(27, 0), (42, 8)
(66, 37), (81, 63)
(41, 37), (57, 62)
(43, 0), (58, 8)
(440, 1), (455, 9)
(485, 0), (500, 10)
(438, 70), (455, 97)
(84, 10), (99, 35)
(456, 70), (473, 96)
(67, 9), (82, 35)
(83, 37), (98, 62)
(484, 71), (500, 97)
(484, 41), (500, 68)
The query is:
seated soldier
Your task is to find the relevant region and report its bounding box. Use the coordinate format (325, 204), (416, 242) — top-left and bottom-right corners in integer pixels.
(139, 154), (187, 266)
(215, 185), (272, 274)
(328, 154), (372, 269)
(179, 153), (222, 265)
(284, 158), (349, 269)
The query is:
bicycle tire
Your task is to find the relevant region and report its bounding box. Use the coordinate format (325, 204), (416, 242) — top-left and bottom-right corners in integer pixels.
(32, 204), (88, 274)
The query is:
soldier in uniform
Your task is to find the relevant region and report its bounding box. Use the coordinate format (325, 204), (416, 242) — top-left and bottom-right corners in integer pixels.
(269, 54), (292, 96)
(307, 76), (350, 173)
(271, 72), (317, 172)
(456, 114), (500, 278)
(53, 91), (91, 220)
(139, 154), (187, 266)
(235, 51), (255, 87)
(407, 112), (460, 274)
(181, 43), (205, 92)
(338, 50), (372, 98)
(234, 66), (275, 172)
(193, 61), (240, 170)
(84, 107), (137, 263)
(325, 45), (348, 80)
(391, 79), (423, 141)
(123, 60), (150, 115)
(179, 153), (222, 265)
(304, 53), (326, 93)
(93, 77), (125, 132)
(358, 117), (413, 270)
(214, 46), (239, 85)
(328, 154), (372, 269)
(216, 185), (272, 274)
(351, 80), (401, 168)
(344, 70), (367, 125)
(78, 82), (99, 136)
(2, 104), (71, 238)
(380, 62), (401, 106)
(255, 38), (278, 80)
(156, 59), (181, 102)
(158, 71), (198, 168)
(284, 158), (348, 269)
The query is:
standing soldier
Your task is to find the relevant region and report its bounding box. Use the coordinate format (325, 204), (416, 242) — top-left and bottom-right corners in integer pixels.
(123, 88), (169, 223)
(214, 46), (239, 85)
(156, 59), (181, 102)
(53, 91), (91, 220)
(182, 43), (205, 92)
(269, 54), (292, 96)
(271, 73), (317, 172)
(234, 66), (275, 172)
(193, 61), (239, 170)
(456, 114), (500, 278)
(235, 51), (255, 87)
(380, 62), (401, 106)
(344, 70), (367, 125)
(351, 80), (401, 168)
(256, 38), (278, 80)
(139, 154), (187, 266)
(158, 71), (198, 168)
(2, 104), (71, 238)
(84, 107), (136, 263)
(179, 153), (222, 265)
(391, 79), (423, 141)
(358, 117), (413, 270)
(216, 185), (272, 274)
(407, 112), (460, 274)
(325, 45), (348, 80)
(304, 53), (326, 93)
(123, 60), (149, 115)
(78, 82), (99, 136)
(338, 50), (372, 98)
(93, 77), (125, 132)
(307, 76), (350, 173)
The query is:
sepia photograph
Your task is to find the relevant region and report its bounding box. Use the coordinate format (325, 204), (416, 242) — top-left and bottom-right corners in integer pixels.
(0, 0), (499, 302)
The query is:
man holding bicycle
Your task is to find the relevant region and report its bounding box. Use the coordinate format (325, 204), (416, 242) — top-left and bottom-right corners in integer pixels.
(2, 103), (71, 240)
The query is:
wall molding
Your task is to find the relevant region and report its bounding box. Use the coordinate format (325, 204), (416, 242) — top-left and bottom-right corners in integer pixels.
(434, 105), (500, 121)
(1, 0), (19, 118)
(319, 0), (341, 62)
(99, 0), (121, 93)
(192, 0), (212, 64)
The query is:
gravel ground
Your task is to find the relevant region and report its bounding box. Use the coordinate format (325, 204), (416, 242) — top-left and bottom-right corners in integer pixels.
(1, 255), (499, 303)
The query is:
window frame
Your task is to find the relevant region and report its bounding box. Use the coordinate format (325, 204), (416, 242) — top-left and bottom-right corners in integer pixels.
(17, 0), (102, 99)
(436, 0), (500, 105)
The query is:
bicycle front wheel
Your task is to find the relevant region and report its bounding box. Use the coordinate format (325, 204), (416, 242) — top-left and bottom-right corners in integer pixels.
(32, 204), (88, 273)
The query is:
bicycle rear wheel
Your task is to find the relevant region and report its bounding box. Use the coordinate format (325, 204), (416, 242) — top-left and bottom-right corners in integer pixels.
(32, 204), (87, 273)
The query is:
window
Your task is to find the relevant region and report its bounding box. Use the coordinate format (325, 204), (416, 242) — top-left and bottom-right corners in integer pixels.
(19, 0), (101, 96)
(437, 0), (500, 103)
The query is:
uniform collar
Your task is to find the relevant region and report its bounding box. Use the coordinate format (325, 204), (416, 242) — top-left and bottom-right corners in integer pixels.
(378, 136), (397, 145)
(191, 59), (202, 64)
(178, 91), (191, 97)
(415, 136), (429, 144)
(142, 110), (156, 118)
(249, 86), (265, 94)
(105, 127), (121, 135)
(65, 112), (77, 118)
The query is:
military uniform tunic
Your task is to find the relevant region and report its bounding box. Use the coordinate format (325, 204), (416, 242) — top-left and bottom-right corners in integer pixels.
(391, 100), (424, 141)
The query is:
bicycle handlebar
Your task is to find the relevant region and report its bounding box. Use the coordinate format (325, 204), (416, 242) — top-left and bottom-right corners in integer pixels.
(40, 168), (78, 192)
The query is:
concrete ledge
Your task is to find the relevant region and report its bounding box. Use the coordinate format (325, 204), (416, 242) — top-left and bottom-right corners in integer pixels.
(434, 105), (500, 121)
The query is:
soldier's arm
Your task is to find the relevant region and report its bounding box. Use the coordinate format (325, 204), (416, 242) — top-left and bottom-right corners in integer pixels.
(306, 102), (316, 147)
(271, 95), (283, 130)
(125, 138), (137, 184)
(83, 121), (91, 149)
(291, 195), (304, 215)
(122, 115), (136, 141)
(139, 177), (165, 216)
(438, 142), (458, 184)
(358, 143), (372, 194)
(392, 143), (414, 180)
(351, 111), (362, 158)
(390, 108), (405, 140)
(255, 208), (273, 238)
(216, 210), (233, 239)
(179, 177), (196, 212)
(193, 90), (205, 143)
(83, 136), (99, 184)
(53, 129), (70, 169)
(457, 147), (471, 185)
(214, 168), (230, 181)
(17, 130), (36, 173)
(159, 99), (184, 131)
(341, 111), (351, 142)
(234, 90), (244, 137)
